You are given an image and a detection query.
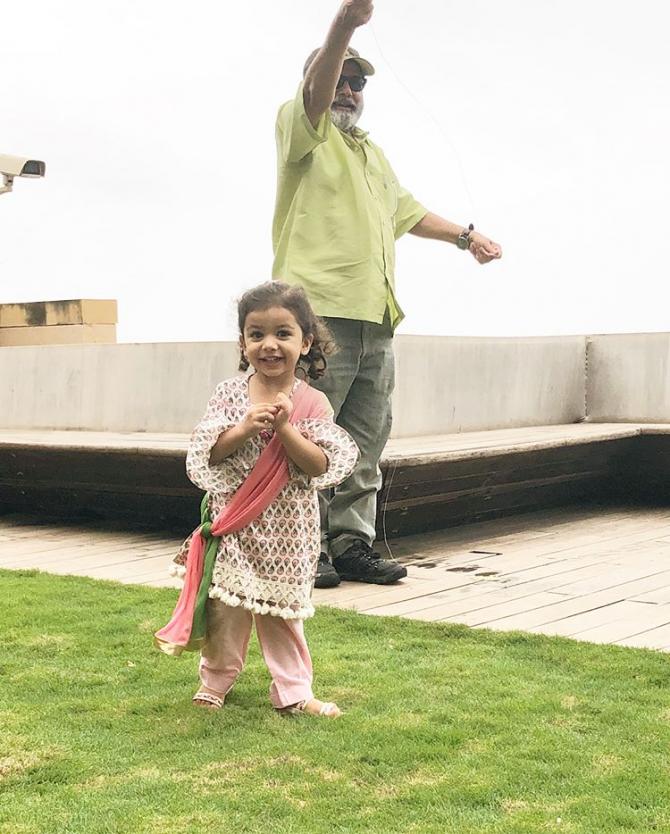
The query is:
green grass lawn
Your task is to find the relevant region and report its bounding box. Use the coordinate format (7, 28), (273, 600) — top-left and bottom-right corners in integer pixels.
(1, 569), (669, 834)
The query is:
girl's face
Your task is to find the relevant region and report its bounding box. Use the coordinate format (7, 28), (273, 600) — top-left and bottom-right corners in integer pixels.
(240, 306), (312, 382)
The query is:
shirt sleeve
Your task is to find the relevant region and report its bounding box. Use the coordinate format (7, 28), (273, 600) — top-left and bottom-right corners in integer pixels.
(394, 184), (428, 239)
(276, 83), (331, 164)
(185, 382), (241, 495)
(290, 416), (360, 491)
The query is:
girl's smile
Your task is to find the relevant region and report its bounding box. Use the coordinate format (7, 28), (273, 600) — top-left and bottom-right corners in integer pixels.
(241, 306), (312, 385)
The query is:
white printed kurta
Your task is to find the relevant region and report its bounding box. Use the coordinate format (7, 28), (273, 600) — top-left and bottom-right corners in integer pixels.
(172, 375), (359, 620)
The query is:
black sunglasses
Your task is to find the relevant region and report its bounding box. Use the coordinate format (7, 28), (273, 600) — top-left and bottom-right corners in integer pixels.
(336, 75), (367, 93)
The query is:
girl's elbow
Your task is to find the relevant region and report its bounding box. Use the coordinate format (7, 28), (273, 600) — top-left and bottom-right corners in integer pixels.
(303, 454), (328, 478)
(313, 454), (328, 477)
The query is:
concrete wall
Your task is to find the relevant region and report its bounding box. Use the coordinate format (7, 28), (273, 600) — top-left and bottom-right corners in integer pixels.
(392, 335), (586, 435)
(1, 335), (589, 436)
(587, 333), (670, 423)
(1, 342), (239, 433)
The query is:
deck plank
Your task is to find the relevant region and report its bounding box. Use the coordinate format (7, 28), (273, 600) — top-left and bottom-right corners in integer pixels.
(2, 504), (670, 652)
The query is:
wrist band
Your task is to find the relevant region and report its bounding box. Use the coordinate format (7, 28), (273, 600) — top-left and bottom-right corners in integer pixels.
(456, 223), (474, 250)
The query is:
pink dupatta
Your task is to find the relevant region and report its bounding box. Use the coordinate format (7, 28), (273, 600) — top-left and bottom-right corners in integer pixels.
(154, 380), (328, 656)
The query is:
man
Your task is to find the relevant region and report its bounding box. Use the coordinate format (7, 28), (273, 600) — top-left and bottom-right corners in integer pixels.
(272, 0), (502, 588)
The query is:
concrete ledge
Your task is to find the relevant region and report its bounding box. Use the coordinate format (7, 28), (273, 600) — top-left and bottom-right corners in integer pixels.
(0, 430), (190, 454)
(1, 423), (668, 535)
(639, 425), (670, 435)
(0, 422), (654, 460)
(382, 423), (644, 465)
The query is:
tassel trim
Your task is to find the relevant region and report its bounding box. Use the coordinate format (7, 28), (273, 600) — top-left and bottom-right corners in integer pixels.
(208, 585), (314, 620)
(167, 564), (313, 619)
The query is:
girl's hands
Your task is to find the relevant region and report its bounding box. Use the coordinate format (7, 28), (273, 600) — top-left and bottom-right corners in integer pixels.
(273, 392), (294, 430)
(240, 403), (278, 438)
(239, 393), (294, 439)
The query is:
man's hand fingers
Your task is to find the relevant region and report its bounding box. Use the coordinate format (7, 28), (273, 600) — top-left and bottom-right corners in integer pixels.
(472, 248), (491, 264)
(343, 0), (374, 27)
(471, 239), (502, 263)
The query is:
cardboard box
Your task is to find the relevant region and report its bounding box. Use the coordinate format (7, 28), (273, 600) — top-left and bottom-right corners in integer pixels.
(0, 299), (117, 328)
(0, 324), (117, 346)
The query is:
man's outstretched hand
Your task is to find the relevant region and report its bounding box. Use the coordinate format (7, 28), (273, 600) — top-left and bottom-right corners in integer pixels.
(339, 0), (374, 29)
(469, 233), (502, 264)
(409, 213), (502, 264)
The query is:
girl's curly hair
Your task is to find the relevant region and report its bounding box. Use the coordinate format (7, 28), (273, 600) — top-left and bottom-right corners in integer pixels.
(237, 281), (337, 380)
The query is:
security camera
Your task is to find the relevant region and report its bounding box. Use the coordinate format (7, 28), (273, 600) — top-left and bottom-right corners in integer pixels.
(0, 153), (46, 196)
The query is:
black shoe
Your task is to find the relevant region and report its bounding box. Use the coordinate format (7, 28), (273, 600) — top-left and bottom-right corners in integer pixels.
(333, 540), (408, 585)
(314, 553), (341, 589)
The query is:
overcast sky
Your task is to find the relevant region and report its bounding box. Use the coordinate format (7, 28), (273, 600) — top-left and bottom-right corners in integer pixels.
(2, 0), (668, 342)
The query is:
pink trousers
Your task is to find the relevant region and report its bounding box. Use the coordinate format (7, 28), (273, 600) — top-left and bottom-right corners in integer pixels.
(199, 599), (314, 708)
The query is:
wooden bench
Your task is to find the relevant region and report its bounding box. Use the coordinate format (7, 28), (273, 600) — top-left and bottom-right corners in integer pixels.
(1, 423), (668, 535)
(380, 423), (670, 536)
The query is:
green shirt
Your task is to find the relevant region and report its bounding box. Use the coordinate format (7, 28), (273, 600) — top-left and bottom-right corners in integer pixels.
(272, 84), (427, 330)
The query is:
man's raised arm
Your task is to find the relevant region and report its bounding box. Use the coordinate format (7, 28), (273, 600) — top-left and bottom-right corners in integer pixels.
(303, 0), (374, 128)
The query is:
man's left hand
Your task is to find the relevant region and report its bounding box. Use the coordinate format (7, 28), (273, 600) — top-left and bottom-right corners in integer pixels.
(469, 232), (502, 264)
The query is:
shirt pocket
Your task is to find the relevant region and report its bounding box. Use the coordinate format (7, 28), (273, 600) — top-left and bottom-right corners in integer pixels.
(364, 154), (399, 218)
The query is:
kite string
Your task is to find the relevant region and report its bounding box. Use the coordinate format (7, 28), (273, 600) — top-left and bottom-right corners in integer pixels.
(368, 21), (480, 225)
(365, 23), (481, 561)
(381, 458), (398, 560)
(369, 23), (478, 559)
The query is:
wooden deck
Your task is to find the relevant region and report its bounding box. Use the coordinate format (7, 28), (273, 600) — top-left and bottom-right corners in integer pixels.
(2, 422), (668, 458)
(2, 504), (670, 651)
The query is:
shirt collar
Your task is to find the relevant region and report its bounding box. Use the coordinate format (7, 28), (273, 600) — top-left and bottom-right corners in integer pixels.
(339, 125), (369, 147)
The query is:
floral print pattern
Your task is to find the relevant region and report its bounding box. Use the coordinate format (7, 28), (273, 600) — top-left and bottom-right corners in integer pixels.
(172, 375), (359, 619)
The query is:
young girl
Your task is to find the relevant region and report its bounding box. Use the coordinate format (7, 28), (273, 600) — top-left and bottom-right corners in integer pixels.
(155, 281), (359, 718)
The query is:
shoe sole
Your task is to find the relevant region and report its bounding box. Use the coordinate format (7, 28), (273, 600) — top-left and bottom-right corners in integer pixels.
(336, 567), (407, 585)
(314, 574), (341, 589)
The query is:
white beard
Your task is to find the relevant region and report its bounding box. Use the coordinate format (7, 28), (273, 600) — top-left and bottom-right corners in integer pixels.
(330, 103), (363, 133)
